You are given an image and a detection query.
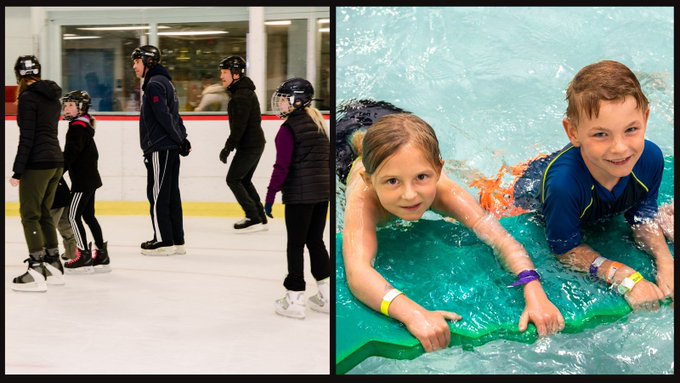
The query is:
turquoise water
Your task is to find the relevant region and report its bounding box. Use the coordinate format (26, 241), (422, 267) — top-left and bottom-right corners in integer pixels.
(336, 7), (674, 374)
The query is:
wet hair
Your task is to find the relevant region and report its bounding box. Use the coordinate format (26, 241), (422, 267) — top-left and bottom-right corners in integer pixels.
(565, 60), (649, 128)
(336, 99), (408, 184)
(355, 113), (442, 175)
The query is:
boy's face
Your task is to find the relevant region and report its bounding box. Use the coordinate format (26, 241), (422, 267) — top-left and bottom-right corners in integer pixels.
(132, 59), (145, 79)
(220, 69), (239, 88)
(63, 101), (78, 119)
(362, 143), (442, 221)
(563, 96), (649, 189)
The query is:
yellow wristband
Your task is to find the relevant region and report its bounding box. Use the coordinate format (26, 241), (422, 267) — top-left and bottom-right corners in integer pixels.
(617, 272), (644, 295)
(380, 289), (403, 317)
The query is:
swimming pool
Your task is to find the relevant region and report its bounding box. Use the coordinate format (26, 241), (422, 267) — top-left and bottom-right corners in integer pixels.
(335, 6), (674, 374)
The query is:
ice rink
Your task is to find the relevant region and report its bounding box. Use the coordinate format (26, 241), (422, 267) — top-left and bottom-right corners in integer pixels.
(4, 215), (330, 374)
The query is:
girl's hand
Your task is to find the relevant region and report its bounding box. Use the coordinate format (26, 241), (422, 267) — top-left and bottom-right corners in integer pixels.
(404, 309), (461, 353)
(520, 281), (565, 336)
(624, 279), (665, 311)
(9, 178), (19, 187)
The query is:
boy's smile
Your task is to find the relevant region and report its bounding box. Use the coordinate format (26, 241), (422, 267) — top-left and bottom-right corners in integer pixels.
(564, 96), (648, 191)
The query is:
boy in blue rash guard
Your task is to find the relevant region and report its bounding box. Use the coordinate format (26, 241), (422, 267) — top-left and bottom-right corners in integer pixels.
(470, 61), (674, 311)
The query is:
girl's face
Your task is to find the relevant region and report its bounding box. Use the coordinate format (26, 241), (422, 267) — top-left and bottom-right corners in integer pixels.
(278, 97), (292, 115)
(363, 143), (442, 221)
(63, 101), (78, 119)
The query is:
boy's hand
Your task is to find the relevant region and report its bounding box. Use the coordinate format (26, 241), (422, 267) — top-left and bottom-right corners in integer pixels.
(624, 279), (665, 311)
(9, 178), (19, 187)
(179, 138), (191, 157)
(219, 147), (230, 163)
(655, 263), (674, 301)
(404, 309), (461, 353)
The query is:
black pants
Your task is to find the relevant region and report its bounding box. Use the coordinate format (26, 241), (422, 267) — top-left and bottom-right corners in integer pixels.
(144, 149), (184, 244)
(283, 201), (331, 291)
(68, 190), (104, 250)
(226, 147), (264, 220)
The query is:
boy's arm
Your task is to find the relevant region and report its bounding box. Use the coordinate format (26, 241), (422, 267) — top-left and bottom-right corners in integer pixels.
(543, 185), (667, 310)
(224, 92), (251, 151)
(557, 243), (666, 310)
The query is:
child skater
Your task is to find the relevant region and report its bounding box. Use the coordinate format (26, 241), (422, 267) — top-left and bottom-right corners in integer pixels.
(339, 100), (564, 352)
(266, 78), (331, 319)
(61, 90), (110, 273)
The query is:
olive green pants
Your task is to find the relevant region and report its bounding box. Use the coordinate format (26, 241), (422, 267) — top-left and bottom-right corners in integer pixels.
(18, 168), (63, 253)
(50, 206), (76, 259)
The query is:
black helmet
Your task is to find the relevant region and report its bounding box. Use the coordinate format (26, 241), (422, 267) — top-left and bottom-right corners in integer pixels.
(14, 55), (41, 82)
(131, 45), (161, 68)
(61, 90), (92, 119)
(218, 56), (246, 76)
(271, 77), (314, 118)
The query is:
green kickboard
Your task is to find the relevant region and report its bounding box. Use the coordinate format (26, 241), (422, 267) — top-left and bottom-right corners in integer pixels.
(335, 156), (673, 375)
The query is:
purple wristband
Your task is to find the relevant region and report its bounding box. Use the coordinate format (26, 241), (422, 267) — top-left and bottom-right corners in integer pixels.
(508, 269), (541, 288)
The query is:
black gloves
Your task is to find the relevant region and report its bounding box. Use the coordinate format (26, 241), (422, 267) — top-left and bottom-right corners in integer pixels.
(179, 138), (191, 157)
(219, 147), (230, 164)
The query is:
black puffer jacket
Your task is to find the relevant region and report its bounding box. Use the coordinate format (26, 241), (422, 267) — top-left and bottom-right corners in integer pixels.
(281, 109), (330, 205)
(225, 76), (266, 152)
(64, 115), (102, 192)
(12, 80), (63, 178)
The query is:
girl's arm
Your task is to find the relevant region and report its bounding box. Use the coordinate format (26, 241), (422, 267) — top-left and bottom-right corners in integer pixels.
(432, 173), (532, 271)
(343, 175), (460, 352)
(432, 173), (565, 336)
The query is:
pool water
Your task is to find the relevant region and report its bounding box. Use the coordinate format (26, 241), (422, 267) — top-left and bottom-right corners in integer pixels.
(335, 6), (674, 374)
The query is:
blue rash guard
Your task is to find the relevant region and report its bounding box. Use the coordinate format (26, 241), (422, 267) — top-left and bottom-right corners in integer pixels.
(522, 140), (663, 255)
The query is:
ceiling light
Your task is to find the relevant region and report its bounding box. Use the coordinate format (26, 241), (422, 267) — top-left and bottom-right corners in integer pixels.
(318, 19), (329, 24)
(265, 20), (291, 26)
(77, 26), (170, 31)
(319, 28), (329, 33)
(63, 36), (102, 40)
(156, 31), (229, 36)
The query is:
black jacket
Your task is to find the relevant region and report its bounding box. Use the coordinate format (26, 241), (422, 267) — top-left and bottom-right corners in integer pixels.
(64, 115), (102, 192)
(139, 65), (187, 155)
(281, 109), (330, 204)
(51, 176), (71, 209)
(12, 80), (63, 178)
(225, 76), (266, 152)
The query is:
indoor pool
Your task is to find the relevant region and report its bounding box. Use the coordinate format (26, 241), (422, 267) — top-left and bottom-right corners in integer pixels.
(335, 6), (674, 374)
